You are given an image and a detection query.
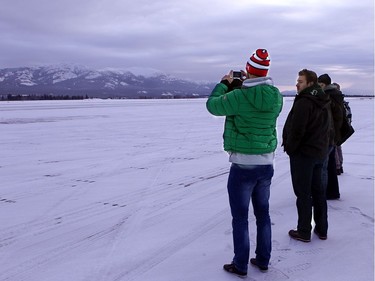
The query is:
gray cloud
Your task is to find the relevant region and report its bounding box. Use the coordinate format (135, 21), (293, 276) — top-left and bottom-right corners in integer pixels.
(0, 0), (373, 92)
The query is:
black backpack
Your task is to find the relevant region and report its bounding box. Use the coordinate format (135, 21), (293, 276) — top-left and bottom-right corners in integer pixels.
(337, 100), (354, 146)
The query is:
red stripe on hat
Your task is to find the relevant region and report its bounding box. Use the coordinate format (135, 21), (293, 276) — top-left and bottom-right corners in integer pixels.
(250, 56), (270, 67)
(246, 62), (268, 77)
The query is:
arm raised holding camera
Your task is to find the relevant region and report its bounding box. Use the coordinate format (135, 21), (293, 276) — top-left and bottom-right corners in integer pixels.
(220, 70), (246, 91)
(205, 49), (283, 278)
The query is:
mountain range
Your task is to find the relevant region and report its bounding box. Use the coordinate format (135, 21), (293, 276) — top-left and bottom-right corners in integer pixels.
(0, 64), (372, 99)
(0, 64), (216, 99)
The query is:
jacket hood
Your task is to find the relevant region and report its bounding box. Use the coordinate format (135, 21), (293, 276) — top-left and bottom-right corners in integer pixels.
(325, 84), (339, 91)
(298, 83), (330, 109)
(324, 84), (344, 99)
(241, 77), (282, 111)
(242, 77), (274, 88)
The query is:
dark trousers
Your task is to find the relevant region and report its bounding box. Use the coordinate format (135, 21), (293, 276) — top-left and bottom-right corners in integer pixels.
(326, 147), (340, 199)
(290, 153), (328, 238)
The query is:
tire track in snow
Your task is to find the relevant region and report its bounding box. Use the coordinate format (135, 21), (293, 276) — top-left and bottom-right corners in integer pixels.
(0, 197), (127, 247)
(0, 167), (231, 280)
(0, 215), (130, 281)
(0, 200), (126, 249)
(111, 209), (228, 281)
(0, 167), (227, 250)
(82, 168), (231, 281)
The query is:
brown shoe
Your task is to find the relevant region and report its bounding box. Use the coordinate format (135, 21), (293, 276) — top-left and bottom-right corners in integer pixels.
(289, 229), (311, 242)
(250, 258), (268, 272)
(314, 228), (327, 240)
(223, 263), (247, 278)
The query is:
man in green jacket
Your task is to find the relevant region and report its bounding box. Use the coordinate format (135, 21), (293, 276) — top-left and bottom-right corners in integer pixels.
(206, 49), (283, 278)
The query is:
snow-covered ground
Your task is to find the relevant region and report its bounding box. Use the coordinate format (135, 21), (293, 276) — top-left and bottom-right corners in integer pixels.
(0, 97), (373, 281)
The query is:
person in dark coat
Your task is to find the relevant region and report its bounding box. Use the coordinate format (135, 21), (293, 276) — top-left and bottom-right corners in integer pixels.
(318, 74), (345, 199)
(283, 69), (332, 242)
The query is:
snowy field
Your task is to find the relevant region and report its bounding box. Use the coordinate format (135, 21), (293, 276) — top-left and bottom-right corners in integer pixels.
(0, 97), (373, 281)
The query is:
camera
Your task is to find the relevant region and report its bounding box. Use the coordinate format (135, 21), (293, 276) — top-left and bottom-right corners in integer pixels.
(232, 71), (242, 79)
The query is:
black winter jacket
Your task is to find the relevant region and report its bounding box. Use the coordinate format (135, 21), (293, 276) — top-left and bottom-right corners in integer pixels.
(282, 84), (332, 160)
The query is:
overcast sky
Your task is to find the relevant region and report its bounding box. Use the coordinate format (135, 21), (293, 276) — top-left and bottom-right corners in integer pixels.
(1, 0), (374, 92)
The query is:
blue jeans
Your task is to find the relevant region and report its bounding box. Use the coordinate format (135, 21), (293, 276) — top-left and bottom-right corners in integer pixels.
(227, 163), (273, 273)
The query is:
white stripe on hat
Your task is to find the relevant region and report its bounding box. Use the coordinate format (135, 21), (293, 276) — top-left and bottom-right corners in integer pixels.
(253, 52), (269, 62)
(247, 59), (269, 70)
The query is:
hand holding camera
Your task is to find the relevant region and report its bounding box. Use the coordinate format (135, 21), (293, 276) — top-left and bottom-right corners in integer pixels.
(222, 70), (246, 83)
(220, 70), (246, 90)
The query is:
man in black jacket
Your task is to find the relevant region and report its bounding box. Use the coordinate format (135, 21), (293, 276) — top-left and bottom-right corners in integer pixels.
(318, 74), (344, 199)
(282, 69), (332, 242)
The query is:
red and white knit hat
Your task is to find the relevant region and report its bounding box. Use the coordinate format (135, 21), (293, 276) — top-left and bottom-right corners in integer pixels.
(246, 49), (270, 77)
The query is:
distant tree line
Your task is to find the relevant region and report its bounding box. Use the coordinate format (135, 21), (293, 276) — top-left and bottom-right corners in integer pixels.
(1, 94), (89, 101)
(0, 94), (204, 100)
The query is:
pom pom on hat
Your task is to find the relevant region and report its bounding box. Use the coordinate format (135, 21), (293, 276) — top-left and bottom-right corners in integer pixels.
(246, 49), (270, 77)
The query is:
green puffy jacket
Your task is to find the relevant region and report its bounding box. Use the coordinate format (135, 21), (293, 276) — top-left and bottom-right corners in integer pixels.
(206, 77), (283, 154)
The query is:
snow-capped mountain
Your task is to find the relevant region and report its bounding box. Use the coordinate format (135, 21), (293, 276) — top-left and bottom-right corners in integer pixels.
(0, 64), (215, 98)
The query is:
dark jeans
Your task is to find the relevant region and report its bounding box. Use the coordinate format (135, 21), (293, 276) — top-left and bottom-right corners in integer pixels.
(290, 153), (328, 238)
(322, 146), (334, 191)
(227, 163), (273, 273)
(326, 147), (340, 199)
